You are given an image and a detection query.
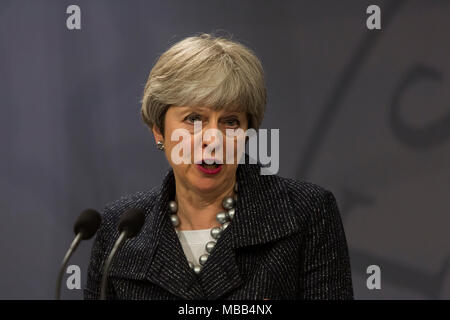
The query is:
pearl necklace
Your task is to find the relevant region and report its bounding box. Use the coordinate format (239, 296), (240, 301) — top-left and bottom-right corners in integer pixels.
(168, 182), (238, 274)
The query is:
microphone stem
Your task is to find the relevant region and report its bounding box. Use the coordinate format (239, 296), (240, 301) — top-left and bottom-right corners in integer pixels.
(55, 232), (83, 300)
(100, 231), (127, 300)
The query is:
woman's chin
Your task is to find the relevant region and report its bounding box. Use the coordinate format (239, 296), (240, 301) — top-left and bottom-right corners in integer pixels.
(192, 178), (222, 193)
(184, 164), (234, 193)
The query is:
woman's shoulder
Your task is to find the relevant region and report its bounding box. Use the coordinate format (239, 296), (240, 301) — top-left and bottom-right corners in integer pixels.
(267, 172), (333, 200)
(270, 174), (339, 221)
(99, 186), (160, 223)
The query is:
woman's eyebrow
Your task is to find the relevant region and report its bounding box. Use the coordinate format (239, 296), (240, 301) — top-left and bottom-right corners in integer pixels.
(221, 112), (240, 117)
(220, 112), (244, 119)
(176, 106), (242, 117)
(175, 107), (202, 116)
(179, 106), (207, 113)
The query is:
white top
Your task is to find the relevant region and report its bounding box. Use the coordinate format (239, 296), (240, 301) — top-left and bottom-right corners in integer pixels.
(176, 228), (214, 266)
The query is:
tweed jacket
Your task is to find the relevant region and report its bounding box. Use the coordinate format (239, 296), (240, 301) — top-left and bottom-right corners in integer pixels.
(84, 159), (354, 300)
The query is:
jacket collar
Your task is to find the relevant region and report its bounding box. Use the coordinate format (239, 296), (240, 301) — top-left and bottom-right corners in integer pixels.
(113, 156), (301, 299)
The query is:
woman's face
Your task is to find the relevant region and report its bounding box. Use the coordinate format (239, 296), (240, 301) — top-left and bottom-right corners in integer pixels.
(153, 105), (248, 194)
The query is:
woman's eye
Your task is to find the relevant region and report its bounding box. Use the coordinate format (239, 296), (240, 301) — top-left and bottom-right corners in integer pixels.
(224, 118), (240, 127)
(185, 113), (202, 123)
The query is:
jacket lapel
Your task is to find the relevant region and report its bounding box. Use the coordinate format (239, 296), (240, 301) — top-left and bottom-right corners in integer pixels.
(142, 168), (206, 299)
(199, 160), (301, 299)
(137, 158), (301, 299)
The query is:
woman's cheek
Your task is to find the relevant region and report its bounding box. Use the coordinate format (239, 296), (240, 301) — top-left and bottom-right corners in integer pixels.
(225, 134), (246, 164)
(192, 131), (204, 163)
(168, 132), (193, 164)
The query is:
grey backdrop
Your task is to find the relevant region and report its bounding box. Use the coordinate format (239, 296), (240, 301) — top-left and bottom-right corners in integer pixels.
(1, 0), (449, 299)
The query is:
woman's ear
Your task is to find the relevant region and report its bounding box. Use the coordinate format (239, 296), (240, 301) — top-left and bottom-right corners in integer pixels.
(152, 125), (164, 144)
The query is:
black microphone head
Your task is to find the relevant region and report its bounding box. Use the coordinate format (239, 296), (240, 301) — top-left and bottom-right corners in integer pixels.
(118, 208), (145, 239)
(73, 209), (102, 240)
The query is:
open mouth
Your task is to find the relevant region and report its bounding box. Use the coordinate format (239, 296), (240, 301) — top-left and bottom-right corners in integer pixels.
(200, 161), (221, 169)
(196, 159), (223, 174)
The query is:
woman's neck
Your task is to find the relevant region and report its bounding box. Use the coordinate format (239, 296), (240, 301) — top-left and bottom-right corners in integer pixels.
(174, 178), (236, 231)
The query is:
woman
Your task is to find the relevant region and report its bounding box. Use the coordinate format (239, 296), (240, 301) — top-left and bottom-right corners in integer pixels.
(84, 33), (353, 300)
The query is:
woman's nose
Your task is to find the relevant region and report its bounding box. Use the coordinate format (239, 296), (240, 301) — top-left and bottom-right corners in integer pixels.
(202, 131), (222, 148)
(201, 123), (223, 148)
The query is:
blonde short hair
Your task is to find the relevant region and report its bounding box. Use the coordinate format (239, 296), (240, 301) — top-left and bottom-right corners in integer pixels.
(140, 33), (266, 134)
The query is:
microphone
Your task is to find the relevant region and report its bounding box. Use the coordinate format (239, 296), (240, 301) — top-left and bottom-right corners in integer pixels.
(100, 208), (145, 300)
(55, 209), (102, 300)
